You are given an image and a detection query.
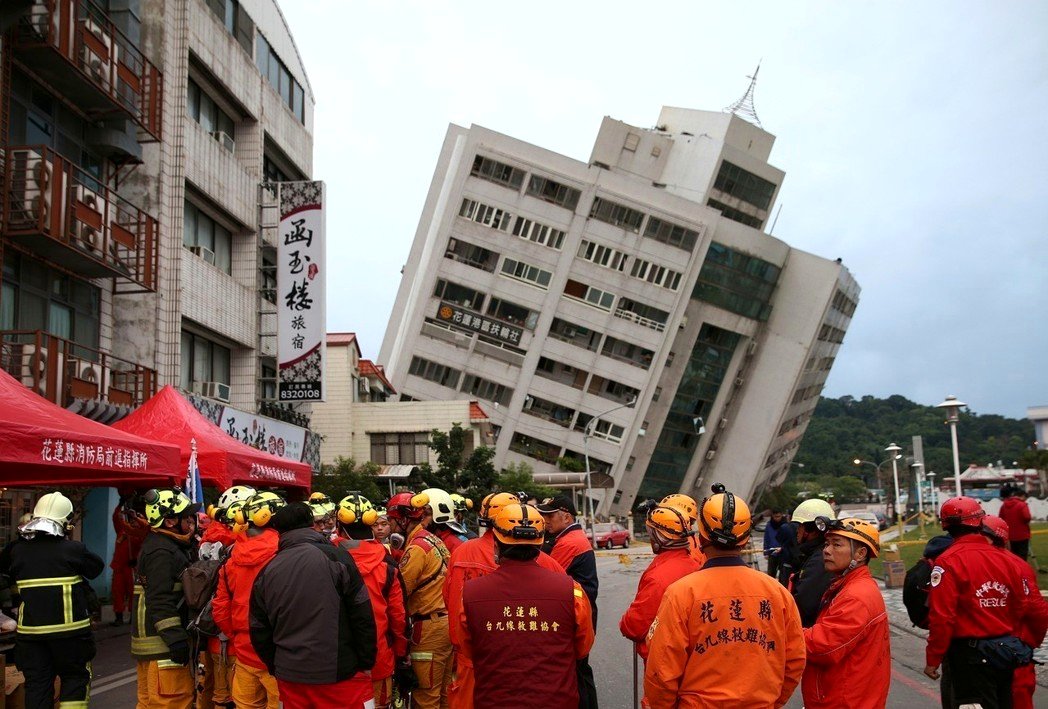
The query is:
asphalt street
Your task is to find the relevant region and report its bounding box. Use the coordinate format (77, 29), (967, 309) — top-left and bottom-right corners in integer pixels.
(84, 546), (1046, 707)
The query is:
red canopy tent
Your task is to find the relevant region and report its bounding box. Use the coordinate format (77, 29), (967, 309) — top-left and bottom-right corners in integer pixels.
(0, 368), (180, 487)
(111, 386), (312, 492)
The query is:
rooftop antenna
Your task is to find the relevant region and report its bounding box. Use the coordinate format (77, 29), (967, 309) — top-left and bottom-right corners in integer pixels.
(723, 62), (764, 129)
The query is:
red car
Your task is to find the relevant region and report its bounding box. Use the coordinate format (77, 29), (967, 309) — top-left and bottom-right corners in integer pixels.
(587, 523), (630, 549)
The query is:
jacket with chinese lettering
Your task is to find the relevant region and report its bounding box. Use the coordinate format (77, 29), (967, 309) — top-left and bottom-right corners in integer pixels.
(802, 565), (890, 709)
(926, 533), (1029, 667)
(619, 548), (701, 659)
(212, 528), (278, 669)
(644, 556), (806, 709)
(0, 535), (103, 638)
(131, 530), (195, 660)
(399, 525), (450, 617)
(458, 557), (593, 709)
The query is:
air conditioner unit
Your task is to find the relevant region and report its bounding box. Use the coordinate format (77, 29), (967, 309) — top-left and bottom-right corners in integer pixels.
(747, 340), (758, 356)
(73, 186), (104, 253)
(719, 417), (728, 429)
(679, 315), (688, 329)
(16, 150), (53, 224)
(358, 377), (371, 395)
(198, 381), (231, 402)
(76, 362), (105, 384)
(705, 449), (717, 461)
(189, 245), (216, 265)
(211, 131), (235, 153)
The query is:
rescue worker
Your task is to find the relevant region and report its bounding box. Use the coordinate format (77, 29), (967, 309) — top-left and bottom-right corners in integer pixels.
(801, 517), (890, 709)
(196, 485), (254, 709)
(421, 488), (469, 553)
(308, 492), (337, 541)
(619, 503), (702, 661)
(763, 509), (786, 578)
(659, 493), (706, 566)
(644, 484), (805, 708)
(0, 492), (103, 709)
(334, 494), (409, 709)
(981, 514), (1048, 709)
(249, 502), (376, 709)
(133, 488), (201, 708)
(449, 494), (478, 540)
(538, 494), (600, 709)
(456, 503), (593, 707)
(213, 491), (286, 709)
(784, 498), (836, 626)
(444, 492), (564, 709)
(924, 496), (1030, 709)
(111, 491), (149, 626)
(386, 491), (453, 708)
(999, 487), (1033, 561)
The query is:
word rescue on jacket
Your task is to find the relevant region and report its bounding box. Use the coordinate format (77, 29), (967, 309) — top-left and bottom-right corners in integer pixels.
(931, 565), (1016, 609)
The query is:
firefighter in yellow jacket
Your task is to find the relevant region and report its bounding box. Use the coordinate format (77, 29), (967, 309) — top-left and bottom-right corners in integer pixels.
(386, 491), (452, 708)
(132, 489), (200, 709)
(0, 492), (104, 709)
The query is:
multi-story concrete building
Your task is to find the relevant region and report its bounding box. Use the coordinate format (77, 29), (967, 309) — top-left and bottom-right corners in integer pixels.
(0, 0), (316, 571)
(380, 106), (859, 516)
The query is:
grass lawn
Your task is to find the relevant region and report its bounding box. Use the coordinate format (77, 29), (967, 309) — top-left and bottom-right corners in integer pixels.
(869, 521), (1048, 580)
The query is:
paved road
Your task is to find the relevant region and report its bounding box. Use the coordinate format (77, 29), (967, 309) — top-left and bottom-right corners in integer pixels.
(82, 546), (1047, 707)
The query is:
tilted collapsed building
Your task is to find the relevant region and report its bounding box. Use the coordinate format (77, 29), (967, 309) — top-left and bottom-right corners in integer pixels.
(379, 105), (858, 516)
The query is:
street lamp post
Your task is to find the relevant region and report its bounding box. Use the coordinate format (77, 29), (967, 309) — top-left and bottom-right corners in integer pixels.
(852, 457), (899, 500)
(886, 443), (903, 539)
(583, 396), (638, 548)
(936, 395), (966, 498)
(912, 462), (925, 536)
(927, 472), (937, 516)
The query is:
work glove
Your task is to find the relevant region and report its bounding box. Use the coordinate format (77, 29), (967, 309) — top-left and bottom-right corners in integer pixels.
(393, 659), (419, 692)
(167, 640), (191, 666)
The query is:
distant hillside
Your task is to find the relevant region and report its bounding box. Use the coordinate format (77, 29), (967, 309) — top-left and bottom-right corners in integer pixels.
(794, 395), (1036, 481)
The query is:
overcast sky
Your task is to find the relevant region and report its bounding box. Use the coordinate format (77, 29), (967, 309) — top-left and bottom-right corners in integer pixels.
(280, 1), (1046, 420)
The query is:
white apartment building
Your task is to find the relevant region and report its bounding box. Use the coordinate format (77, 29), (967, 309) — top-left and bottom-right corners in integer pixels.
(380, 106), (859, 516)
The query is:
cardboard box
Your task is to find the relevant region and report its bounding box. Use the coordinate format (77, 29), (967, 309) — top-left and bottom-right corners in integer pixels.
(884, 560), (906, 588)
(881, 544), (901, 562)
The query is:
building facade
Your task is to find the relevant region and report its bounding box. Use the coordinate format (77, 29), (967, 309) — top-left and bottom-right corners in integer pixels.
(380, 106), (859, 516)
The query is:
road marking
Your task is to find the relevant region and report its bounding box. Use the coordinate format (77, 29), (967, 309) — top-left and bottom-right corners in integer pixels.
(92, 667), (138, 695)
(891, 667), (940, 702)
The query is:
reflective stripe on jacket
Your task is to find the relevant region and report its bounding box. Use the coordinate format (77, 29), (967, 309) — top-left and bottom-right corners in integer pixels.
(399, 525), (450, 617)
(131, 531), (193, 660)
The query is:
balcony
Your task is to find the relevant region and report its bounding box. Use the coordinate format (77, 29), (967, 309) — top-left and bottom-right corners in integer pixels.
(11, 0), (163, 140)
(2, 146), (158, 291)
(1, 329), (157, 418)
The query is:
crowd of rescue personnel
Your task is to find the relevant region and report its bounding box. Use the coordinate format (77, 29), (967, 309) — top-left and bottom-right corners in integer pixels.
(0, 478), (1044, 708)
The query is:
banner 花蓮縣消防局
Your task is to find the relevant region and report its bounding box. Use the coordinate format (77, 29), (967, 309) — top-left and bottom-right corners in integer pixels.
(277, 181), (325, 402)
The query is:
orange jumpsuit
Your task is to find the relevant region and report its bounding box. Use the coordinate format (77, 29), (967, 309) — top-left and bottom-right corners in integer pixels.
(619, 548), (702, 659)
(443, 532), (563, 709)
(399, 524), (452, 709)
(644, 556), (805, 708)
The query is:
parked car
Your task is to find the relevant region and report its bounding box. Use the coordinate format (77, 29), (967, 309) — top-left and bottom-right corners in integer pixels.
(849, 510), (887, 531)
(587, 522), (630, 549)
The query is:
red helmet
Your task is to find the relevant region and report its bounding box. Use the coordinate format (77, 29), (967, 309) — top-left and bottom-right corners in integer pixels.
(938, 496), (984, 528)
(982, 514), (1009, 545)
(385, 492), (426, 522)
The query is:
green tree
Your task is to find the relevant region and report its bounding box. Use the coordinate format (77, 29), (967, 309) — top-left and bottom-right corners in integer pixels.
(314, 457), (384, 503)
(410, 423), (499, 504)
(498, 461), (557, 501)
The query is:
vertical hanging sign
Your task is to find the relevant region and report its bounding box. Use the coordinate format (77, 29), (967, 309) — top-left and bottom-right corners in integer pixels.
(277, 181), (326, 401)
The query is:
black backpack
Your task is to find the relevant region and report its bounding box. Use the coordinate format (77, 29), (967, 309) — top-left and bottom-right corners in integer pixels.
(902, 557), (933, 629)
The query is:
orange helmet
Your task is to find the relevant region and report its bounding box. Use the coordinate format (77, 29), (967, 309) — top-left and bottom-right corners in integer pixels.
(982, 514), (1009, 546)
(479, 492), (520, 528)
(697, 484), (751, 548)
(491, 503), (544, 546)
(660, 494), (698, 525)
(646, 505), (692, 538)
(823, 517), (880, 558)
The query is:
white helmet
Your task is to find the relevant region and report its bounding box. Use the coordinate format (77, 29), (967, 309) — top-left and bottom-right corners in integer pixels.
(33, 492), (74, 523)
(419, 488), (456, 525)
(217, 485), (257, 510)
(791, 498), (835, 524)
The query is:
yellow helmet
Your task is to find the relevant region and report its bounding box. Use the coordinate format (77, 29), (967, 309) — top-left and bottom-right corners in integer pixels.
(338, 494), (378, 526)
(491, 504), (545, 546)
(144, 489), (199, 528)
(234, 491), (286, 528)
(697, 484), (751, 548)
(479, 492), (521, 528)
(822, 517), (880, 558)
(308, 492), (337, 522)
(450, 493), (473, 513)
(791, 498), (835, 524)
(660, 494), (699, 525)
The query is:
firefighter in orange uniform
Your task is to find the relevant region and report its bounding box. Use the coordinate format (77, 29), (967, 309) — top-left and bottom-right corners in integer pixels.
(659, 494), (707, 566)
(924, 497), (1031, 709)
(386, 491), (452, 709)
(981, 514), (1048, 709)
(444, 493), (563, 709)
(111, 492), (150, 626)
(455, 503), (593, 708)
(801, 517), (890, 709)
(644, 484), (805, 708)
(619, 503), (702, 661)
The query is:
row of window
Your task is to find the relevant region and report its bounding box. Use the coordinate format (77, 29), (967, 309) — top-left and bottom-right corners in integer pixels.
(508, 432), (611, 474)
(831, 289), (858, 317)
(1, 253), (100, 355)
(460, 198), (566, 250)
(707, 199), (762, 229)
(577, 240), (627, 272)
(500, 258), (552, 289)
(370, 432), (430, 466)
(818, 324), (846, 344)
(255, 34), (305, 123)
(468, 155), (580, 212)
(533, 356), (638, 404)
(589, 197), (645, 232)
(712, 160), (776, 211)
(179, 329), (231, 390)
(630, 258), (683, 291)
(692, 242), (780, 321)
(791, 383), (823, 406)
(183, 201), (233, 274)
(545, 319), (654, 369)
(187, 79), (235, 147)
(204, 0), (253, 54)
(408, 355), (461, 388)
(575, 240), (682, 291)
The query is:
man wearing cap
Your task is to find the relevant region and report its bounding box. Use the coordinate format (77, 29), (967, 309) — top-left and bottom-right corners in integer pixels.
(133, 487), (201, 708)
(801, 517), (890, 708)
(538, 495), (599, 708)
(644, 484), (805, 707)
(456, 503), (593, 708)
(0, 492), (104, 709)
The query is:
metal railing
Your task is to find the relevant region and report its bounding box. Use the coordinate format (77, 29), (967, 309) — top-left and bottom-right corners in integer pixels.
(0, 329), (156, 408)
(2, 145), (158, 291)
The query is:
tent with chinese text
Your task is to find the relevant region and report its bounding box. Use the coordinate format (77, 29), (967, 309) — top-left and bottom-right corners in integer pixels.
(111, 385), (312, 492)
(0, 368), (181, 487)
